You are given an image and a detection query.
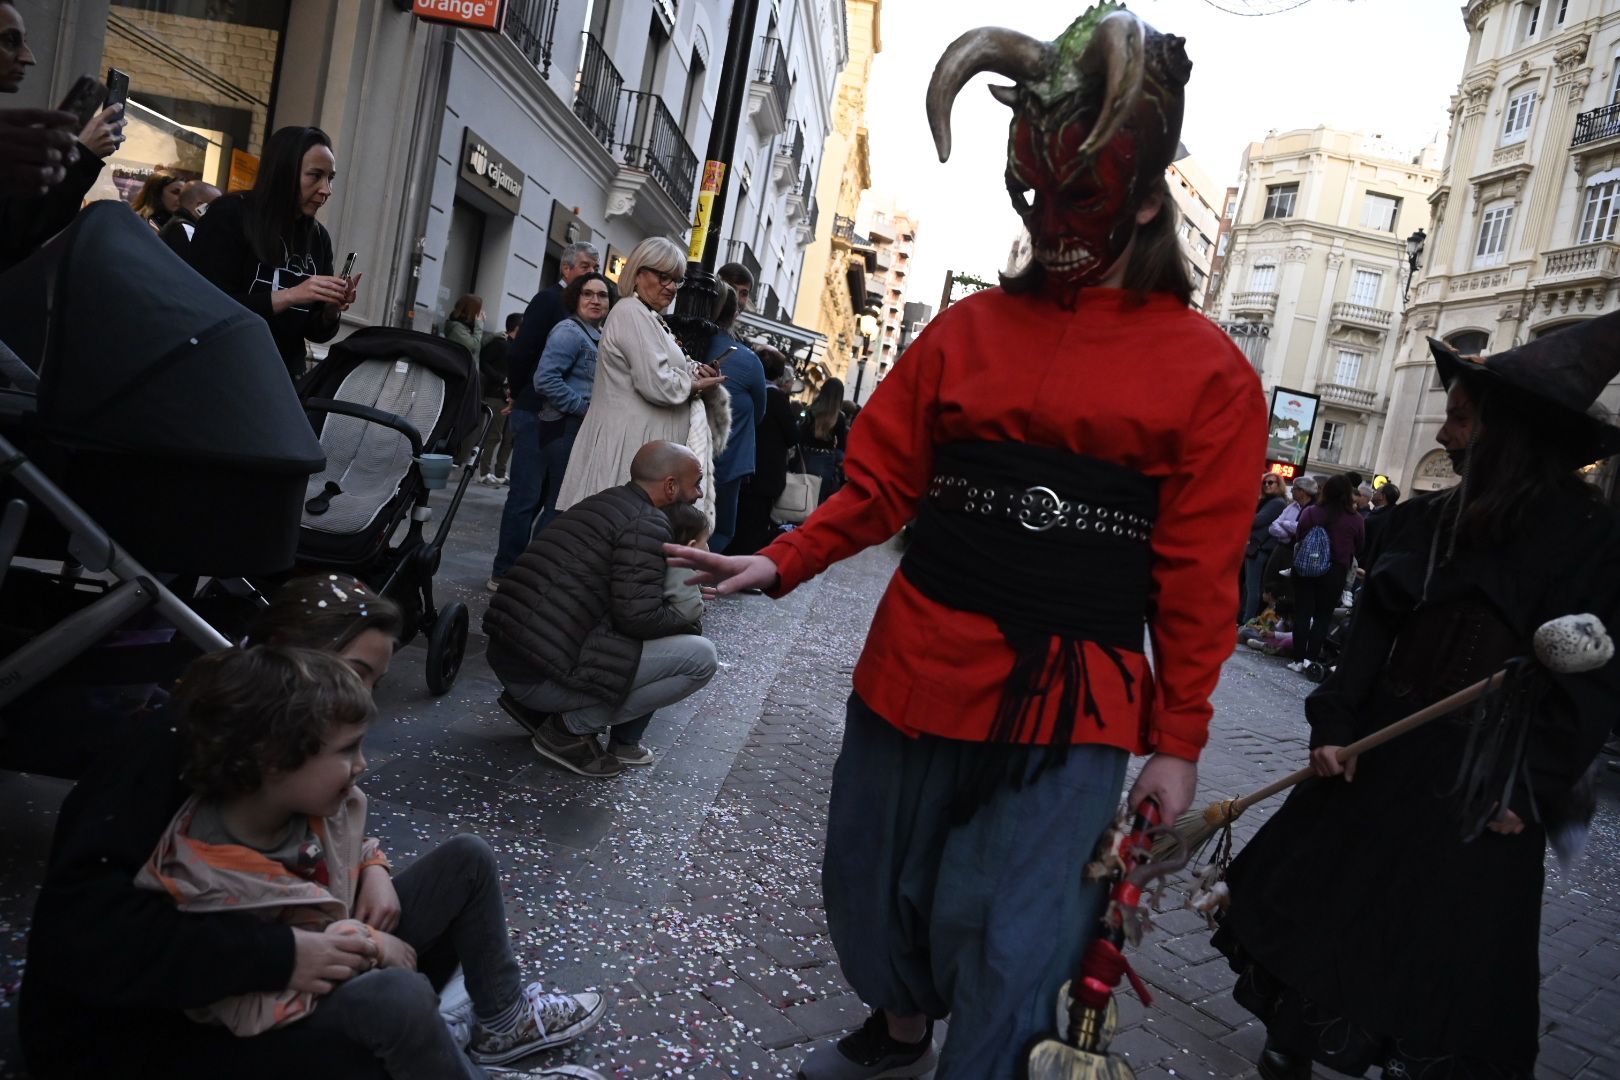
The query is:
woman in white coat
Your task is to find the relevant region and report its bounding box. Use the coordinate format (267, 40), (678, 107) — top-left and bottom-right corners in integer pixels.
(555, 236), (729, 518)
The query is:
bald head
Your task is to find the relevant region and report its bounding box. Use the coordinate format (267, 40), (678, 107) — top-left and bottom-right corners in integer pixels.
(630, 440), (703, 507)
(181, 182), (222, 212)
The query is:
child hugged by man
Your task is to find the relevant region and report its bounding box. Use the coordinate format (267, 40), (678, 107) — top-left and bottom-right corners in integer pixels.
(137, 645), (605, 1078)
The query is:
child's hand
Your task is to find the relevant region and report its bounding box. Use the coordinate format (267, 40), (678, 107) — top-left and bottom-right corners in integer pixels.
(354, 864), (401, 931)
(289, 925), (374, 995)
(372, 929), (418, 972)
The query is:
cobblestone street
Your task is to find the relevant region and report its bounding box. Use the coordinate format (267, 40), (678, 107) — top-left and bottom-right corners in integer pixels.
(2, 479), (1618, 1078)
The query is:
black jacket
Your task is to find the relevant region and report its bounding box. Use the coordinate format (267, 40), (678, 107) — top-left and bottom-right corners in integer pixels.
(0, 149), (104, 273)
(158, 205), (202, 256)
(186, 193), (339, 379)
(751, 385), (800, 499)
(480, 333), (510, 398)
(506, 283), (566, 412)
(1247, 493), (1285, 558)
(19, 710), (298, 1076)
(485, 483), (695, 702)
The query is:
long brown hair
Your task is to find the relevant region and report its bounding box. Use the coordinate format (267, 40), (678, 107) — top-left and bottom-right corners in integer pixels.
(449, 294), (483, 324)
(1001, 176), (1194, 307)
(810, 377), (845, 440)
(133, 174), (182, 220)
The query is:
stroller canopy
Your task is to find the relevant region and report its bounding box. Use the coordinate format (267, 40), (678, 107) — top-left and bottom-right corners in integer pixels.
(0, 201), (323, 474)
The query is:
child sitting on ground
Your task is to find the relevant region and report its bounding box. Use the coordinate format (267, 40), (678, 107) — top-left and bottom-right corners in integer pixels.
(662, 501), (709, 631)
(136, 645), (605, 1078)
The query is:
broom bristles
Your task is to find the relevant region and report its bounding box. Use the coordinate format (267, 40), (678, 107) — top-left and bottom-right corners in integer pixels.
(1150, 800), (1240, 862)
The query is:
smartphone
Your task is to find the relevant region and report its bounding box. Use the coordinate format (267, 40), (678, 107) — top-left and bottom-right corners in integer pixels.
(340, 252), (358, 280)
(105, 68), (130, 112)
(57, 76), (108, 130)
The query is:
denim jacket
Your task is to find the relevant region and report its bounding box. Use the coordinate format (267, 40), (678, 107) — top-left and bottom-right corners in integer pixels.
(535, 317), (602, 420)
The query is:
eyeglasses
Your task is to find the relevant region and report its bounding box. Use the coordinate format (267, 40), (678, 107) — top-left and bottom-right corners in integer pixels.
(0, 30), (28, 52)
(579, 289), (610, 301)
(642, 268), (685, 287)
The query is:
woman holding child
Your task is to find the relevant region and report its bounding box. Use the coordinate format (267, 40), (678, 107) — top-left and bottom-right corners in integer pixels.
(21, 575), (604, 1079)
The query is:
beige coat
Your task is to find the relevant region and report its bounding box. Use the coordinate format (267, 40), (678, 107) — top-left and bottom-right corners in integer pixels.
(556, 297), (731, 521)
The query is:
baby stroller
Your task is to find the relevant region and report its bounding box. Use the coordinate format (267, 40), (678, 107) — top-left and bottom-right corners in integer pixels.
(0, 204), (326, 775)
(292, 327), (489, 694)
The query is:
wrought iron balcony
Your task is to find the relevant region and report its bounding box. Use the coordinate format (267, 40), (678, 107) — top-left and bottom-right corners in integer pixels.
(806, 197), (819, 234)
(574, 33), (623, 149)
(1229, 290), (1278, 316)
(1317, 382), (1378, 410)
(754, 37), (791, 125)
(724, 239), (762, 290)
(1329, 301), (1393, 331)
(779, 120), (805, 172)
(833, 214), (856, 243)
(1573, 101), (1620, 147)
(612, 90), (698, 211)
(503, 0), (560, 78)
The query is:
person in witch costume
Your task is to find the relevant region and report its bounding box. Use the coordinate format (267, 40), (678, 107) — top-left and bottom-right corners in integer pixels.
(666, 6), (1265, 1077)
(1212, 312), (1620, 1080)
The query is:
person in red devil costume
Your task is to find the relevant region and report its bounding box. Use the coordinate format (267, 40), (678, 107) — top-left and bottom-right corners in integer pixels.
(669, 6), (1265, 1077)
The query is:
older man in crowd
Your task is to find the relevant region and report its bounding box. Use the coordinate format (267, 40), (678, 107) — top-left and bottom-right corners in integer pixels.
(486, 441), (717, 778)
(490, 240), (602, 589)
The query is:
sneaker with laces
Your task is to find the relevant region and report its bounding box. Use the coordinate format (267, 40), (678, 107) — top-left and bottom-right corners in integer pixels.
(470, 984), (606, 1065)
(609, 741), (655, 766)
(439, 968), (475, 1050)
(530, 718), (622, 778)
(795, 1012), (937, 1079)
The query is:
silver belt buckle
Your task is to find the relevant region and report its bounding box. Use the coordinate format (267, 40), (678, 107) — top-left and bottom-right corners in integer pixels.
(1018, 485), (1063, 531)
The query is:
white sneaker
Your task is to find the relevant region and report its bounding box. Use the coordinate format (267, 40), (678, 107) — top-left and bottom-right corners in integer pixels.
(492, 474), (509, 487)
(487, 577), (502, 593)
(439, 968), (475, 1050)
(1286, 660), (1308, 673)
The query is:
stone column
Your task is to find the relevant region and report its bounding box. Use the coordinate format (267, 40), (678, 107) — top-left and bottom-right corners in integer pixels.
(1301, 250), (1346, 392)
(1429, 75), (1495, 276)
(1518, 37), (1592, 261)
(1266, 243), (1314, 388)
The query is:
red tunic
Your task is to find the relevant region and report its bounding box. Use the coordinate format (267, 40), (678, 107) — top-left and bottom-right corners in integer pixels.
(761, 287), (1267, 761)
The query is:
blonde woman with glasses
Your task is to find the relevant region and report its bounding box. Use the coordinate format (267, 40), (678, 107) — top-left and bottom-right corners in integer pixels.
(555, 237), (727, 516)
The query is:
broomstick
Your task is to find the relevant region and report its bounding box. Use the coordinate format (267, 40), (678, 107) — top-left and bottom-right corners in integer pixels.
(1160, 612), (1615, 866)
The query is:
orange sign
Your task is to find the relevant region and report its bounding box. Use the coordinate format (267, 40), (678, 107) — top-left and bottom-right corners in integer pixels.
(413, 0), (504, 31)
(1266, 461), (1298, 481)
(227, 149), (259, 192)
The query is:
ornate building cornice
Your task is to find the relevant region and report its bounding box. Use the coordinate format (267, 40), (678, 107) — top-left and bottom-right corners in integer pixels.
(1464, 0), (1504, 33)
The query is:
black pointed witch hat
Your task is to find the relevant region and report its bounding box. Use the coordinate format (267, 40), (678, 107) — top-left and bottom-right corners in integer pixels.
(1428, 310), (1620, 461)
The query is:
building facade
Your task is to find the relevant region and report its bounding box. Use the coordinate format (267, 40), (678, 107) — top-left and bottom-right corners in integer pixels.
(1212, 126), (1442, 479)
(851, 204), (917, 402)
(20, 0), (840, 349)
(792, 0), (881, 389)
(1167, 157), (1221, 311)
(1378, 0), (1620, 493)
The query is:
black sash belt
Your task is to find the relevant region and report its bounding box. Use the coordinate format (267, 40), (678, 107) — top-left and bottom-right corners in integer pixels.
(901, 440), (1160, 818)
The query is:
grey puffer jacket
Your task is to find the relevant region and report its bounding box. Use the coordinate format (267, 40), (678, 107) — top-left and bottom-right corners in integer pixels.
(485, 483), (694, 704)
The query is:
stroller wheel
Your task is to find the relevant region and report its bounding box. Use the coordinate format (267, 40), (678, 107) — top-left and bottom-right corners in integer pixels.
(1305, 661), (1328, 683)
(426, 601), (469, 695)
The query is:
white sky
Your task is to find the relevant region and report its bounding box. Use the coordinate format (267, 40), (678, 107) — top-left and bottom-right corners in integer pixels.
(860, 0), (1469, 310)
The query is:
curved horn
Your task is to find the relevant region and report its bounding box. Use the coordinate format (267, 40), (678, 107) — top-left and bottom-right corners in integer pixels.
(926, 27), (1048, 163)
(1074, 11), (1147, 163)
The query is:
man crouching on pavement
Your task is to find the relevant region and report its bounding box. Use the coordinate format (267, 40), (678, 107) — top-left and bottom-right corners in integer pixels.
(486, 440), (717, 778)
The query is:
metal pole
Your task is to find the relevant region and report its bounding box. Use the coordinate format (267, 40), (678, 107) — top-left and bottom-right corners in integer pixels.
(670, 0), (764, 351)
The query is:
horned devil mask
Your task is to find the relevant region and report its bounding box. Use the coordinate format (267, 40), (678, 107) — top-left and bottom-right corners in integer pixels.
(927, 4), (1191, 291)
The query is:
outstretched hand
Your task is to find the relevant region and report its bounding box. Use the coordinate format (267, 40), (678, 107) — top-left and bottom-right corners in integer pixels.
(663, 544), (779, 596)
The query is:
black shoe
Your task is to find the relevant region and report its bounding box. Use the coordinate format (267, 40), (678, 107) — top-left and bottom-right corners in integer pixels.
(498, 691), (549, 734)
(1258, 1037), (1312, 1080)
(796, 1012), (937, 1078)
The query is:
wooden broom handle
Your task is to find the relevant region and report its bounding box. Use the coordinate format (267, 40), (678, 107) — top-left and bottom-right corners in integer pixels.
(1228, 669), (1507, 818)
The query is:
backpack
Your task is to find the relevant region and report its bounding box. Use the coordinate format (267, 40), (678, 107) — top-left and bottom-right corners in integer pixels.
(1292, 524), (1334, 578)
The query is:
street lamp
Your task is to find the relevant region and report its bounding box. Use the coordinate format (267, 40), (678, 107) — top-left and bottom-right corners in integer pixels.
(1403, 227), (1427, 304)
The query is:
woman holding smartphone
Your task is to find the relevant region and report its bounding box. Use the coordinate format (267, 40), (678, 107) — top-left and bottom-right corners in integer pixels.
(188, 125), (359, 381)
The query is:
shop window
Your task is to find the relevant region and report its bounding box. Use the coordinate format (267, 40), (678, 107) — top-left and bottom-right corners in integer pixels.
(96, 0), (291, 199)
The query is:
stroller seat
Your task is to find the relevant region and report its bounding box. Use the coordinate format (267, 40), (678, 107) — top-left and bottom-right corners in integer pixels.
(303, 359), (446, 536)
